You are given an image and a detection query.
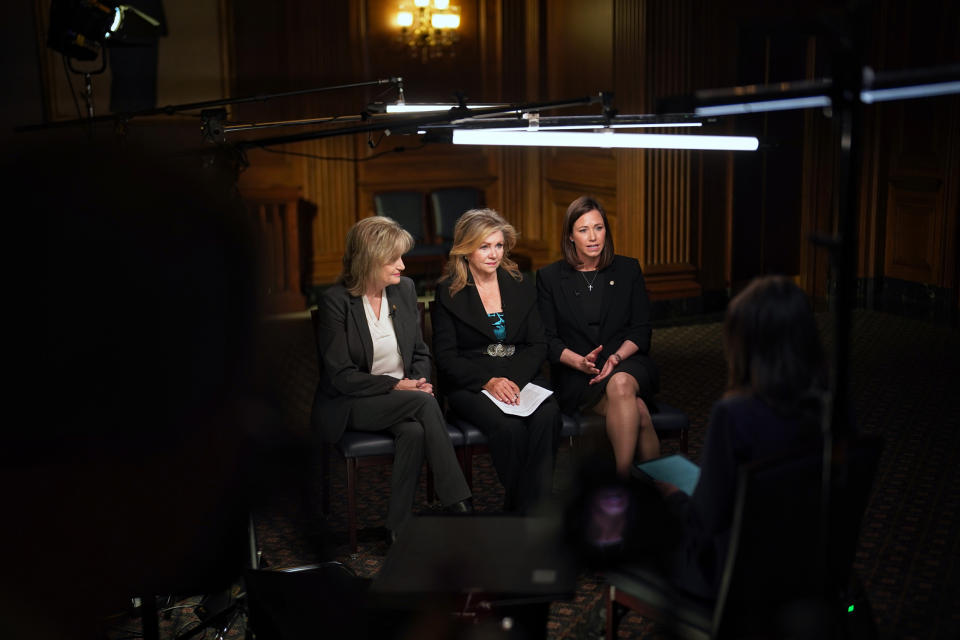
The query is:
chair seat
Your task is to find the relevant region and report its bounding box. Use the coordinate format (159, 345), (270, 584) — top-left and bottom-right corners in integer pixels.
(335, 431), (395, 458)
(606, 563), (713, 639)
(575, 402), (689, 435)
(448, 414), (487, 445)
(650, 401), (690, 434)
(561, 413), (580, 438)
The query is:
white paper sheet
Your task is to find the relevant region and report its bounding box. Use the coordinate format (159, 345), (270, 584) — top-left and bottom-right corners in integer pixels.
(482, 382), (554, 417)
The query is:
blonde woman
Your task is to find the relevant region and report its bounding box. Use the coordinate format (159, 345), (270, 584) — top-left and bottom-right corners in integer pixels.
(312, 216), (471, 541)
(432, 209), (561, 513)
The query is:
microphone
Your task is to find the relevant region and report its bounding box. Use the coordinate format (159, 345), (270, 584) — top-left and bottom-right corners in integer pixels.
(390, 304), (397, 318)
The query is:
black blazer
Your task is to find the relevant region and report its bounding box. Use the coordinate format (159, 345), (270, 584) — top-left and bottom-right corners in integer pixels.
(536, 255), (659, 413)
(432, 268), (548, 394)
(312, 276), (431, 443)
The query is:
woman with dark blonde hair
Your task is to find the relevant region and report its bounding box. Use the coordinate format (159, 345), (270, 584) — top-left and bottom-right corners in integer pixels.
(432, 209), (562, 513)
(537, 195), (660, 479)
(312, 216), (471, 541)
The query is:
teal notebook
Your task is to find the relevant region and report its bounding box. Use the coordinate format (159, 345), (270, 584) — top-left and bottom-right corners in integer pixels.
(633, 454), (701, 495)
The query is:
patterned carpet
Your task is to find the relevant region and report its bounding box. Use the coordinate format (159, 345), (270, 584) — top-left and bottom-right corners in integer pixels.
(104, 309), (960, 639)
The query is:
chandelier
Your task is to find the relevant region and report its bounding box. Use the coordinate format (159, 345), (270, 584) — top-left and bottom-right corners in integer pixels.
(395, 0), (461, 63)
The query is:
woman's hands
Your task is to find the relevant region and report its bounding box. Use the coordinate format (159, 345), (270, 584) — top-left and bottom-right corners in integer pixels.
(589, 354), (619, 385)
(484, 377), (521, 405)
(394, 377), (434, 395)
(561, 345), (602, 376)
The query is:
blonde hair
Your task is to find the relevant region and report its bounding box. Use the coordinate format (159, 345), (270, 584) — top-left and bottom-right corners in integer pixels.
(441, 208), (522, 296)
(339, 216), (414, 296)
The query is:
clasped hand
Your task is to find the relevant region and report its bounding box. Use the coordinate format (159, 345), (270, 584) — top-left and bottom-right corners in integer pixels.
(484, 377), (521, 405)
(582, 345), (616, 385)
(394, 377), (434, 395)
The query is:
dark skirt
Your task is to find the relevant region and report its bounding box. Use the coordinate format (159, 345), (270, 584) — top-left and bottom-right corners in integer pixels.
(576, 357), (659, 413)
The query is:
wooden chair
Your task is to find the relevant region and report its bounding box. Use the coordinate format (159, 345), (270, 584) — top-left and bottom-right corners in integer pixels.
(428, 186), (482, 253)
(374, 191), (446, 278)
(605, 434), (883, 639)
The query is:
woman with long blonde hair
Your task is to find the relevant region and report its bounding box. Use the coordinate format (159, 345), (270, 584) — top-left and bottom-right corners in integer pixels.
(432, 209), (561, 513)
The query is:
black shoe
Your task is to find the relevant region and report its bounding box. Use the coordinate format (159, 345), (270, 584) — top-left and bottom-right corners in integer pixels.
(445, 498), (473, 514)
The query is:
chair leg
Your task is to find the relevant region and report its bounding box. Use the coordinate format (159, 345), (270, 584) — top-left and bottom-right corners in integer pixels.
(321, 442), (331, 515)
(346, 457), (358, 554)
(461, 445), (474, 490)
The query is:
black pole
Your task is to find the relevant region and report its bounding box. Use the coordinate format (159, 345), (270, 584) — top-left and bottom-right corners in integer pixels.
(13, 77), (402, 132)
(232, 95), (602, 150)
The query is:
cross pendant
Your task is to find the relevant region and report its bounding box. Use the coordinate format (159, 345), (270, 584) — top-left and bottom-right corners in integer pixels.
(587, 284), (593, 292)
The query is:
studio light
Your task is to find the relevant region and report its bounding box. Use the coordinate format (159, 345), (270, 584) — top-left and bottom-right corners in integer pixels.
(860, 81), (960, 104)
(47, 0), (161, 60)
(451, 129), (759, 151)
(696, 95), (832, 117)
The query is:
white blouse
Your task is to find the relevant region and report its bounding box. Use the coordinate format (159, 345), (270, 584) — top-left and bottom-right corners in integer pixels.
(362, 292), (404, 379)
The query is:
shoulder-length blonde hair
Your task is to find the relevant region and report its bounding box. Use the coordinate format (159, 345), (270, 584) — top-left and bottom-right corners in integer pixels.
(441, 208), (522, 296)
(338, 216), (413, 296)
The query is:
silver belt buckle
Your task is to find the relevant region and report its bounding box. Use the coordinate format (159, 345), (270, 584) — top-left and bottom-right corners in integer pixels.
(485, 343), (515, 357)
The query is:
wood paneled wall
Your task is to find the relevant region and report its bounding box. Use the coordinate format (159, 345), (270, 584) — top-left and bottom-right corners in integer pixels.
(219, 0), (957, 311)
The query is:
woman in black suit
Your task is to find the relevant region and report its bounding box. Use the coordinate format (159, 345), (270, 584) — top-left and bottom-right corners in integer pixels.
(536, 196), (660, 478)
(432, 209), (562, 513)
(313, 216), (471, 539)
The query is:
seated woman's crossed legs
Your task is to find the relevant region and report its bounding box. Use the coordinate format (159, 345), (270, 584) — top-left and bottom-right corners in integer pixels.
(589, 371), (659, 478)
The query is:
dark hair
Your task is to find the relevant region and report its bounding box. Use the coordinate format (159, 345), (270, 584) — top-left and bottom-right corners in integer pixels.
(723, 276), (827, 411)
(562, 196), (615, 270)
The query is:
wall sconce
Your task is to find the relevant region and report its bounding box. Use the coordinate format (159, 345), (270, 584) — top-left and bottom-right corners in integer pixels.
(396, 0), (461, 63)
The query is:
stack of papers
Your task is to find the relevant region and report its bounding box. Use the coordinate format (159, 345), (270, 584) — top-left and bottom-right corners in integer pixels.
(482, 382), (553, 417)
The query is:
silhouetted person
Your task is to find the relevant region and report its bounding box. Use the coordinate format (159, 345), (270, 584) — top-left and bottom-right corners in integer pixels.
(3, 139), (262, 638)
(658, 275), (828, 598)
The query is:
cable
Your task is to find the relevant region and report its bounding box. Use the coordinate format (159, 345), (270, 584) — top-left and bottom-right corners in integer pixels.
(61, 54), (82, 120)
(254, 142), (427, 162)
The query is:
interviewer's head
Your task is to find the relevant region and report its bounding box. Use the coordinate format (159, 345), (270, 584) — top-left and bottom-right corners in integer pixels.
(339, 216), (413, 296)
(723, 276), (827, 410)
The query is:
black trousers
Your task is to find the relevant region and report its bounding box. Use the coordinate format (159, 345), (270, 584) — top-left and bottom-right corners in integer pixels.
(447, 389), (561, 513)
(349, 390), (471, 532)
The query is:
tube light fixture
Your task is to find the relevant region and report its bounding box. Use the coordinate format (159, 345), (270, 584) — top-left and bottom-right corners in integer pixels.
(451, 129), (759, 151)
(860, 81), (960, 104)
(696, 95), (832, 117)
(469, 122), (705, 132)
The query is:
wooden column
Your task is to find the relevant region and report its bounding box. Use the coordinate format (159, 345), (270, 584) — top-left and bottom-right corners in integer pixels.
(614, 0), (701, 299)
(300, 136), (359, 285)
